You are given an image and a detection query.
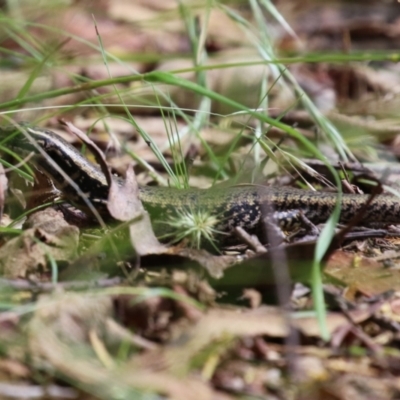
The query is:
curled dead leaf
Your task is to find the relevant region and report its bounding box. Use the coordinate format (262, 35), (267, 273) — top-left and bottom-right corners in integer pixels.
(0, 209), (79, 279)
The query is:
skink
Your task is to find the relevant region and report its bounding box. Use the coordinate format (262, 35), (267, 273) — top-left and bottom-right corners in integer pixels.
(1, 124), (400, 239)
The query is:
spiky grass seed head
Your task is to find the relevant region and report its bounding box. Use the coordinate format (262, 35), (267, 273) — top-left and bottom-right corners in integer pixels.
(161, 207), (224, 250)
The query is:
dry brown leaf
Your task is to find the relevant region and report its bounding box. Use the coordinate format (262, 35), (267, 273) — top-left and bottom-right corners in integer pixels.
(0, 359), (30, 379)
(325, 251), (400, 297)
(109, 1), (170, 23)
(108, 164), (166, 256)
(0, 209), (79, 278)
(108, 165), (142, 221)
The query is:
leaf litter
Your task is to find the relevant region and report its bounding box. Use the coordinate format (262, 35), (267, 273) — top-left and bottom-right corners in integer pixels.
(3, 1), (400, 399)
